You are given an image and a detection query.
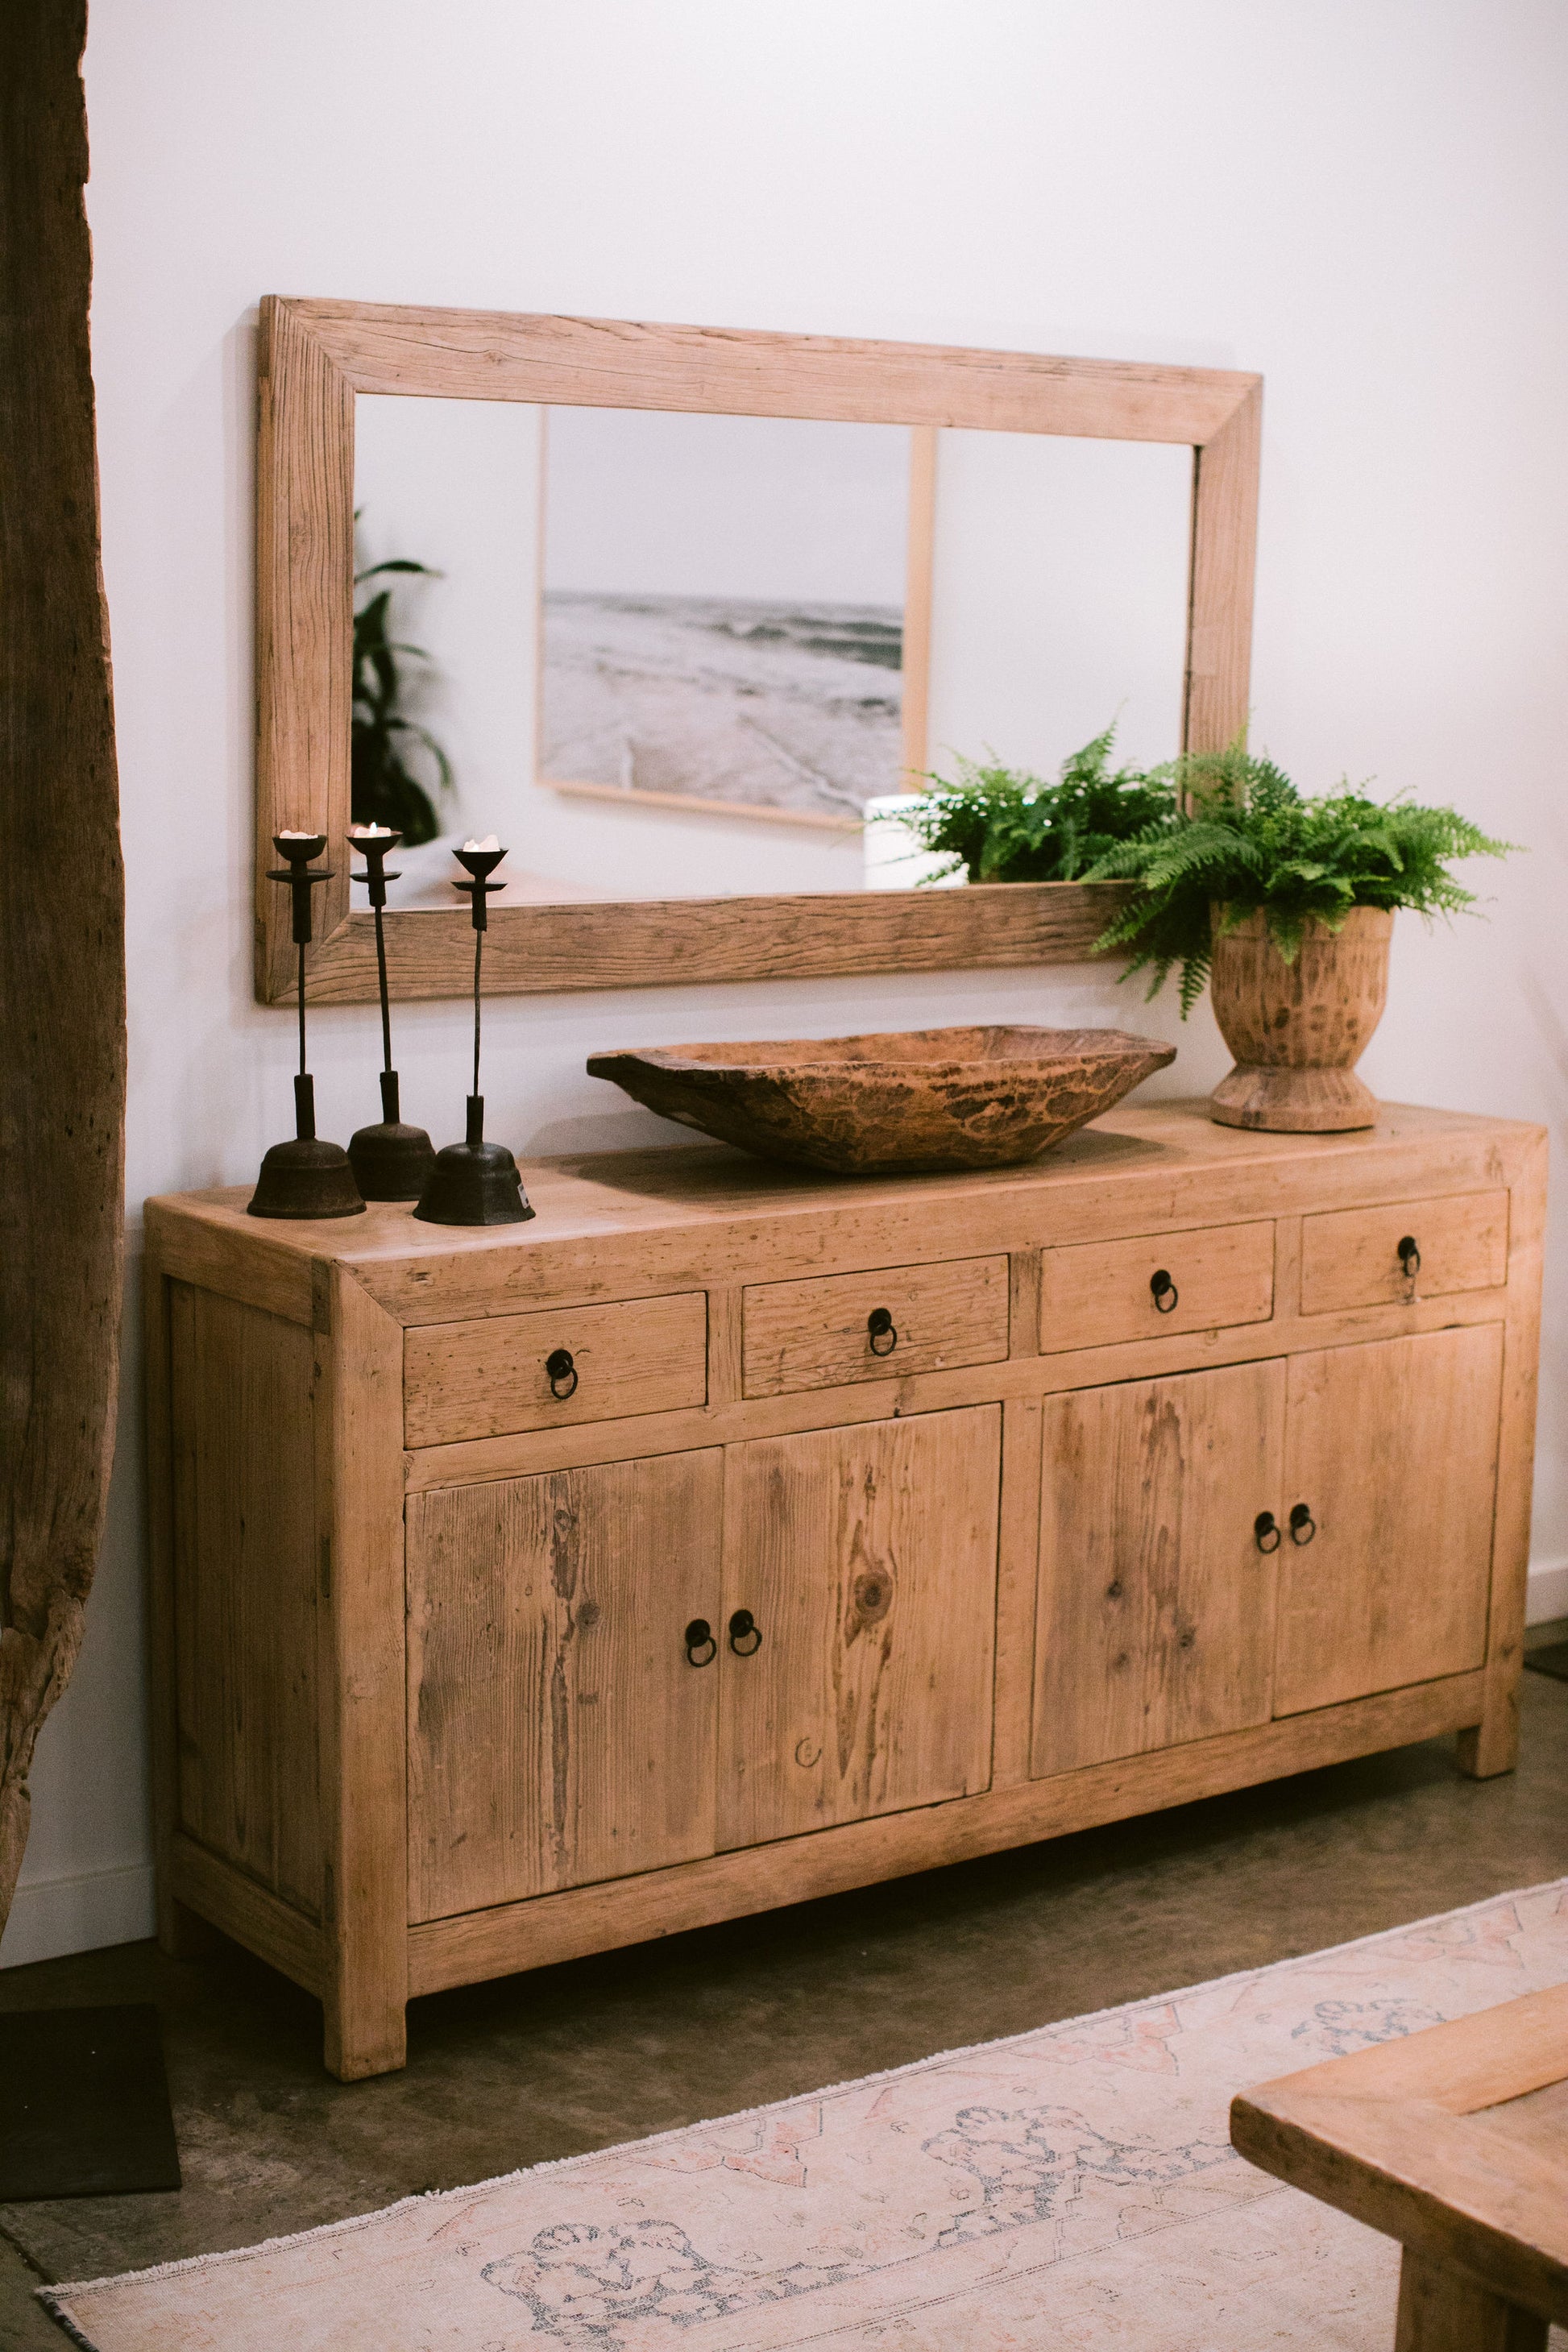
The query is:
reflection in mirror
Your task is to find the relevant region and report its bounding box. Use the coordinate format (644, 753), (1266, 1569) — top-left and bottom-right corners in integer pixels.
(541, 408), (915, 832)
(351, 397), (1193, 910)
(872, 432), (1194, 890)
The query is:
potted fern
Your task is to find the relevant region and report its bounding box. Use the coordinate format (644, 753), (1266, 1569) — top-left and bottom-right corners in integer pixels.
(1088, 745), (1513, 1131)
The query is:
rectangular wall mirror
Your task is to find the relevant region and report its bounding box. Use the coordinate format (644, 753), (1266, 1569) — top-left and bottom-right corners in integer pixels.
(256, 303), (1260, 1003)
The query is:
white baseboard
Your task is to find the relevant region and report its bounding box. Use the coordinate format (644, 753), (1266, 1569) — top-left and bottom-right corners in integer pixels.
(1528, 1555), (1568, 1629)
(0, 1860), (156, 1971)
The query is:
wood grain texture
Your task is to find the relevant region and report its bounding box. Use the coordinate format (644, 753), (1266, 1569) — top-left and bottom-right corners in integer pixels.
(254, 298), (1259, 1004)
(1301, 1189), (1509, 1315)
(1032, 1361), (1285, 1774)
(1395, 2252), (1547, 2352)
(143, 1251), (184, 1950)
(169, 1831), (324, 1999)
(1209, 907), (1392, 1132)
(168, 1283), (323, 1914)
(407, 1450), (723, 1920)
(409, 1670), (1485, 1998)
(1274, 1325), (1504, 1716)
(144, 1197), (315, 1325)
(254, 294), (355, 1004)
(316, 1269), (408, 2079)
(900, 425), (936, 785)
(0, 0), (127, 1939)
(1038, 1218), (1275, 1353)
(588, 1026), (1175, 1176)
(144, 1102), (1535, 1321)
(742, 1255), (1009, 1397)
(289, 301), (1260, 438)
(148, 1100), (1541, 2075)
(286, 881), (1139, 1006)
(1184, 376), (1261, 753)
(402, 1283), (1512, 1492)
(717, 1410), (999, 1847)
(992, 1396), (1043, 1788)
(1232, 1983), (1568, 2334)
(1460, 1129), (1547, 1777)
(404, 1290), (707, 1446)
(1245, 1982), (1568, 2117)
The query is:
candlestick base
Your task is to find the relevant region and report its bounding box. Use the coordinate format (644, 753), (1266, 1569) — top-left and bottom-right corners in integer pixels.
(413, 1095), (533, 1226)
(349, 1072), (435, 1201)
(248, 1136), (367, 1220)
(348, 1122), (438, 1201)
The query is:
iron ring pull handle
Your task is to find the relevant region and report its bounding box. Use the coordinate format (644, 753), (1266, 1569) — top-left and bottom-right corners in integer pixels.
(1254, 1511), (1281, 1553)
(728, 1607), (762, 1656)
(1289, 1503), (1317, 1545)
(1150, 1268), (1179, 1314)
(683, 1617), (717, 1668)
(867, 1306), (898, 1357)
(1397, 1234), (1421, 1280)
(545, 1346), (579, 1401)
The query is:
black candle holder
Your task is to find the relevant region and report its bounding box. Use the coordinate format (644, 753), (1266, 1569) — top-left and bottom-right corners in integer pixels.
(249, 832), (366, 1220)
(413, 840), (533, 1227)
(345, 826), (437, 1201)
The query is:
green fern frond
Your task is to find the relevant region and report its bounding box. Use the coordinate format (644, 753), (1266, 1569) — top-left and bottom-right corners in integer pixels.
(1086, 743), (1516, 1014)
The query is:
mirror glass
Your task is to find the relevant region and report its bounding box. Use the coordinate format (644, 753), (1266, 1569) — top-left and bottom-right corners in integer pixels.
(351, 395), (1192, 908)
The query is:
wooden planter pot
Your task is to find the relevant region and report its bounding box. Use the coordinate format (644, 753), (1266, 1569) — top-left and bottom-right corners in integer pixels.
(1209, 905), (1392, 1132)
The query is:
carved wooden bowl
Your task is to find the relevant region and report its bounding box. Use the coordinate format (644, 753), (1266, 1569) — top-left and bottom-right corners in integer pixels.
(587, 1025), (1176, 1175)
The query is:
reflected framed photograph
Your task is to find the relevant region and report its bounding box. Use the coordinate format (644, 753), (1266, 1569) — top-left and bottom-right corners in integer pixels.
(538, 409), (934, 831)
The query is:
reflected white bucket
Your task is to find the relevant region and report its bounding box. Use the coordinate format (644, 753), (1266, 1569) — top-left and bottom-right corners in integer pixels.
(862, 794), (968, 893)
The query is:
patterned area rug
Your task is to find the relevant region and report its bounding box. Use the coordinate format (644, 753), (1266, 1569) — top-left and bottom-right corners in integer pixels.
(45, 1881), (1568, 2351)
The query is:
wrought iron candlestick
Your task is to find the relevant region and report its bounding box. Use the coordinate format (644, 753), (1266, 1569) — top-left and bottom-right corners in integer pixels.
(413, 840), (533, 1226)
(345, 825), (437, 1201)
(249, 832), (366, 1219)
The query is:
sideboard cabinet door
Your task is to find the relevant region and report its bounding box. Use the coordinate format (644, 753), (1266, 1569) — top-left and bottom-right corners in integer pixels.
(717, 1406), (1001, 1849)
(1032, 1360), (1287, 1777)
(1273, 1325), (1504, 1715)
(407, 1451), (724, 1923)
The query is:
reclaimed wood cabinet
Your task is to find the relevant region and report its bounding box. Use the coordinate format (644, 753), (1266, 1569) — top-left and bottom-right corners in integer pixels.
(144, 1100), (1545, 2079)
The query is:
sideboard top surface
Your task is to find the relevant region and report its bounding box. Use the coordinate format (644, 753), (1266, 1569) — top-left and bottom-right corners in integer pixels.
(144, 1099), (1545, 1330)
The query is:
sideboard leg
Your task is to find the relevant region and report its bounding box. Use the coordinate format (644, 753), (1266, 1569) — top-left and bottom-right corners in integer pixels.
(323, 1974), (407, 2083)
(317, 1268), (410, 2083)
(1456, 1681), (1520, 1780)
(1394, 2247), (1545, 2350)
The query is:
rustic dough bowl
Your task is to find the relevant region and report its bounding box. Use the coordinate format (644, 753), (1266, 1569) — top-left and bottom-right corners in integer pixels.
(587, 1025), (1176, 1175)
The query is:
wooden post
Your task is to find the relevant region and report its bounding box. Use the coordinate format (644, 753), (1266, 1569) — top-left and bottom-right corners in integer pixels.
(0, 0), (127, 1935)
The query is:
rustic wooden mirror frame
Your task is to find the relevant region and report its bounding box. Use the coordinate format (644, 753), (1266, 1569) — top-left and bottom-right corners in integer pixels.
(255, 298), (1262, 1006)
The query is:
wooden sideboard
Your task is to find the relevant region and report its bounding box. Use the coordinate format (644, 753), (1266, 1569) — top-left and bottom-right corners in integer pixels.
(143, 1100), (1546, 2080)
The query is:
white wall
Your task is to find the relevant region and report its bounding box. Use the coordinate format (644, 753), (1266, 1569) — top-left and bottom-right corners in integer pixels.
(7, 0), (1566, 1965)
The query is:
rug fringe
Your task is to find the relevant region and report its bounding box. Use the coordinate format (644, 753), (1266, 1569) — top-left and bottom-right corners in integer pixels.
(40, 1871), (1566, 2320)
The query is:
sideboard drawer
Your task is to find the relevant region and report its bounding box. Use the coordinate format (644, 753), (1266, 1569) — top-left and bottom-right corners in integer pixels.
(742, 1256), (1009, 1398)
(1039, 1222), (1275, 1353)
(1300, 1191), (1509, 1316)
(404, 1292), (707, 1446)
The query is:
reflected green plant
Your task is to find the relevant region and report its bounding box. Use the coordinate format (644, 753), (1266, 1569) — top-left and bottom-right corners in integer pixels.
(351, 537), (453, 844)
(904, 724), (1174, 886)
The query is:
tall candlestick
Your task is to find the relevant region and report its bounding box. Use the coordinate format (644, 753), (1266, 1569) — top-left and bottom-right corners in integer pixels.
(344, 825), (437, 1200)
(413, 839), (533, 1226)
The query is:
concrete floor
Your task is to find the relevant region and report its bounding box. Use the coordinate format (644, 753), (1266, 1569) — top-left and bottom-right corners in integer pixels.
(3, 1661), (1566, 2347)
